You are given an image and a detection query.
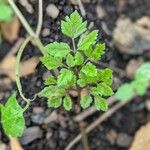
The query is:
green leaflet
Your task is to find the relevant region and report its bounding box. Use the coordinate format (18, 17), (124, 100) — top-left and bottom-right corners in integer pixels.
(45, 42), (70, 58)
(78, 30), (98, 51)
(80, 95), (93, 109)
(98, 68), (113, 85)
(135, 63), (150, 81)
(115, 84), (135, 101)
(66, 52), (84, 67)
(75, 52), (84, 66)
(97, 83), (114, 96)
(90, 83), (113, 97)
(40, 55), (62, 70)
(81, 62), (97, 77)
(38, 86), (65, 99)
(0, 93), (25, 137)
(57, 69), (76, 87)
(94, 96), (108, 111)
(88, 43), (105, 61)
(63, 96), (73, 111)
(44, 76), (56, 85)
(0, 3), (13, 22)
(66, 54), (75, 67)
(48, 97), (62, 108)
(115, 62), (150, 101)
(61, 10), (87, 38)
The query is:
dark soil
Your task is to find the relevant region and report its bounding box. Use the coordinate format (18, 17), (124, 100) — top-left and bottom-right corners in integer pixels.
(0, 0), (150, 150)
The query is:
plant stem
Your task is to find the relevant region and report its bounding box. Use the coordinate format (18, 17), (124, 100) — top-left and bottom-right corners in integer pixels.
(8, 0), (46, 55)
(72, 38), (76, 51)
(79, 121), (90, 150)
(35, 0), (43, 37)
(7, 0), (35, 37)
(15, 36), (32, 103)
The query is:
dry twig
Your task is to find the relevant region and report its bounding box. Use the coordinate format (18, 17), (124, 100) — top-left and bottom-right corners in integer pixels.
(65, 100), (130, 150)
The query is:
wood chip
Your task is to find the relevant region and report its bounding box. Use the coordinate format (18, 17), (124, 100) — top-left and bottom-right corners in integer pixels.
(0, 56), (39, 81)
(0, 16), (20, 43)
(130, 122), (150, 150)
(9, 137), (23, 150)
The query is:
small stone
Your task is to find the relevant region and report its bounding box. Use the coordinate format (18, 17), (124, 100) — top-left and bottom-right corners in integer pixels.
(46, 4), (59, 19)
(145, 100), (150, 112)
(125, 59), (143, 78)
(59, 131), (68, 140)
(31, 107), (45, 124)
(96, 5), (106, 19)
(0, 143), (7, 150)
(113, 17), (150, 55)
(116, 133), (133, 148)
(42, 28), (50, 37)
(106, 129), (118, 145)
(20, 126), (43, 145)
(31, 112), (45, 124)
(63, 6), (73, 15)
(44, 111), (58, 124)
(33, 107), (44, 113)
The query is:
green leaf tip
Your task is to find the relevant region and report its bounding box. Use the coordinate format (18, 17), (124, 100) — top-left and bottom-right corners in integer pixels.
(61, 10), (87, 38)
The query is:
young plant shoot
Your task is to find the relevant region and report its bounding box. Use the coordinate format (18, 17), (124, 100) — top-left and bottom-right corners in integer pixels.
(0, 11), (114, 137)
(39, 11), (114, 111)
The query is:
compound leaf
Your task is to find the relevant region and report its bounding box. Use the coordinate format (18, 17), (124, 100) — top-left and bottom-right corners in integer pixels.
(61, 10), (87, 38)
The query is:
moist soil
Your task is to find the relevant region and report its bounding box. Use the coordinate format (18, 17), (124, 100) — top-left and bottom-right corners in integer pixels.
(0, 0), (150, 150)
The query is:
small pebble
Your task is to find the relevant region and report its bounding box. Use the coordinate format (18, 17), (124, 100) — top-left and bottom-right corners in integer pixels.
(20, 126), (43, 145)
(46, 4), (59, 19)
(116, 133), (133, 148)
(42, 28), (50, 37)
(145, 100), (150, 112)
(96, 5), (106, 19)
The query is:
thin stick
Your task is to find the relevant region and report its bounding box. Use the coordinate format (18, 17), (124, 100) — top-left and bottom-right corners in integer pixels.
(76, 0), (86, 17)
(79, 121), (90, 150)
(35, 0), (43, 37)
(15, 36), (32, 107)
(8, 0), (35, 37)
(74, 96), (116, 122)
(65, 100), (130, 150)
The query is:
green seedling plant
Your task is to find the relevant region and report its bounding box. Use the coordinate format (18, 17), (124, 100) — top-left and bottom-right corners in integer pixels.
(115, 62), (150, 101)
(0, 11), (114, 139)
